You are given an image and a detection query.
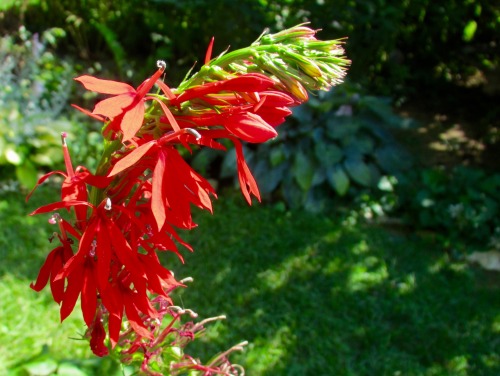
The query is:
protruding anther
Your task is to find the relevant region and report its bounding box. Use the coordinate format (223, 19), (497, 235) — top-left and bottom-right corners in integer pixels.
(104, 198), (112, 211)
(157, 60), (167, 70)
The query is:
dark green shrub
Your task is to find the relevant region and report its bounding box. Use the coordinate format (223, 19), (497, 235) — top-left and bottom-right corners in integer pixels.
(4, 0), (496, 98)
(197, 83), (415, 212)
(395, 166), (500, 252)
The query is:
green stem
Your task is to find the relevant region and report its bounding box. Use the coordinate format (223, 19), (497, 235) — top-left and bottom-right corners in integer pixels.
(89, 138), (122, 206)
(177, 45), (280, 91)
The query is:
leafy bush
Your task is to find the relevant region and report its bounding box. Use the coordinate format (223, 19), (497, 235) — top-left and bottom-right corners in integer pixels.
(0, 26), (74, 187)
(395, 166), (500, 252)
(5, 0), (497, 97)
(195, 83), (415, 212)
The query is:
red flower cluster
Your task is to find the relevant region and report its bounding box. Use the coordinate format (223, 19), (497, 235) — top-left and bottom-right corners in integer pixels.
(28, 62), (299, 356)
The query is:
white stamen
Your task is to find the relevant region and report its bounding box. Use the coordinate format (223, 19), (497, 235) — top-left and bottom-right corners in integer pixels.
(157, 60), (166, 70)
(48, 213), (61, 224)
(180, 276), (194, 284)
(104, 198), (112, 211)
(185, 128), (202, 140)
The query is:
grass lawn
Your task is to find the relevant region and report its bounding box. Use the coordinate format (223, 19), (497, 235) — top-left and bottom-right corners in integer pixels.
(1, 188), (499, 375)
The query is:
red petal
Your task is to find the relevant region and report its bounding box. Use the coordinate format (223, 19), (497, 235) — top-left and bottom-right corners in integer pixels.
(108, 140), (156, 176)
(124, 300), (153, 339)
(60, 263), (84, 322)
(76, 167), (113, 188)
(234, 139), (261, 203)
(151, 152), (167, 230)
(121, 102), (145, 142)
(89, 316), (109, 357)
(108, 221), (146, 279)
(146, 96), (180, 132)
(30, 200), (93, 216)
(205, 36), (215, 64)
(30, 247), (59, 292)
(225, 112), (277, 143)
(260, 91), (295, 107)
(173, 73), (275, 104)
(155, 79), (176, 100)
(26, 170), (66, 202)
(93, 94), (135, 118)
(71, 104), (106, 122)
(135, 66), (166, 99)
(81, 261), (98, 326)
(96, 223), (111, 292)
(49, 251), (66, 303)
(75, 75), (136, 95)
(55, 220), (97, 281)
(255, 106), (292, 126)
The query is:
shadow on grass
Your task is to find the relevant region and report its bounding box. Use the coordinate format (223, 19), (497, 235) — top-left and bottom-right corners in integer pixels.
(169, 197), (500, 375)
(3, 188), (499, 375)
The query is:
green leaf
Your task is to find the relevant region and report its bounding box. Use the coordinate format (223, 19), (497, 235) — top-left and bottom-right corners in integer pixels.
(220, 149), (237, 178)
(344, 157), (372, 187)
(315, 141), (343, 165)
(374, 146), (411, 173)
(352, 134), (375, 154)
(293, 151), (315, 191)
(254, 160), (287, 194)
(326, 117), (360, 139)
(191, 147), (221, 174)
(304, 188), (327, 212)
(282, 178), (305, 208)
(327, 164), (350, 196)
(269, 144), (287, 166)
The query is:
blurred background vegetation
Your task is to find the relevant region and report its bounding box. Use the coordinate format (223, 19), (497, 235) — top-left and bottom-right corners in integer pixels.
(0, 0), (499, 375)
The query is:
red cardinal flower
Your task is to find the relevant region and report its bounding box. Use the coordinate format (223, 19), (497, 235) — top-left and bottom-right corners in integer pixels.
(30, 232), (74, 304)
(27, 133), (111, 228)
(75, 61), (178, 142)
(108, 132), (216, 231)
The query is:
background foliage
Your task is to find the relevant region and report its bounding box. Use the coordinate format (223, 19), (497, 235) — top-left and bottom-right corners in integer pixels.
(0, 0), (499, 374)
(1, 0), (498, 96)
